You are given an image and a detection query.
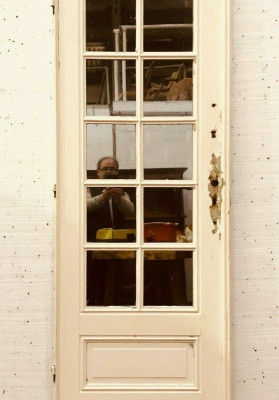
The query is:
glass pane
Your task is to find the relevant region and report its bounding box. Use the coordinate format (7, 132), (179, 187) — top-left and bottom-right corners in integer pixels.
(86, 124), (136, 179)
(87, 251), (136, 306)
(144, 187), (193, 243)
(87, 186), (136, 242)
(143, 124), (193, 180)
(144, 0), (193, 52)
(143, 60), (193, 116)
(86, 59), (136, 116)
(144, 251), (193, 306)
(86, 0), (136, 52)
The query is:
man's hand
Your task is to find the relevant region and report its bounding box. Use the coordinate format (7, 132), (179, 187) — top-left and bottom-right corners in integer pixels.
(111, 188), (124, 200)
(102, 188), (124, 201)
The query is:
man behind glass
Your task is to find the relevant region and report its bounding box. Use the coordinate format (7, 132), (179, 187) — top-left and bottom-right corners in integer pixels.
(87, 156), (134, 242)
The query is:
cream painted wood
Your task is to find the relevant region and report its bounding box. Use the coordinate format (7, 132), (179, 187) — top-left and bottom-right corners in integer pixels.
(57, 1), (230, 399)
(83, 337), (197, 388)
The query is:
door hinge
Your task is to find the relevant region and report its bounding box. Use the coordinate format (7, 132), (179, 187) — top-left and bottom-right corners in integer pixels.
(51, 1), (55, 14)
(51, 364), (56, 382)
(53, 184), (57, 198)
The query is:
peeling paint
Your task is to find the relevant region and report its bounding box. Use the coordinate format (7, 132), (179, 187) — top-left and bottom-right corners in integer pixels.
(208, 154), (223, 234)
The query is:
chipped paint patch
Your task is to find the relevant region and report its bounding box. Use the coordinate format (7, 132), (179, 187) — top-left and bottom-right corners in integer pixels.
(208, 154), (223, 234)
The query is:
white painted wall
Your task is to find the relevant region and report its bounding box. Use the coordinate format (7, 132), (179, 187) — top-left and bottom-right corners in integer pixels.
(231, 2), (279, 399)
(0, 2), (56, 399)
(86, 123), (193, 177)
(0, 1), (278, 399)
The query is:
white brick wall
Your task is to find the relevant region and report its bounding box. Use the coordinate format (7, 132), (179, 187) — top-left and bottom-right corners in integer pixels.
(0, 1), (278, 399)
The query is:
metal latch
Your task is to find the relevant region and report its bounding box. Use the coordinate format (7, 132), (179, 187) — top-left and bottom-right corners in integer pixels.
(53, 184), (57, 198)
(51, 364), (56, 382)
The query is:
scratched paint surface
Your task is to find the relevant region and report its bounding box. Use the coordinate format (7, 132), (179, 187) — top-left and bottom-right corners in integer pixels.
(231, 2), (279, 399)
(0, 1), (279, 399)
(0, 2), (55, 399)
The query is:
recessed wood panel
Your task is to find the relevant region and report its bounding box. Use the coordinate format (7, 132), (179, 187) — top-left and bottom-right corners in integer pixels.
(91, 348), (187, 378)
(82, 338), (198, 390)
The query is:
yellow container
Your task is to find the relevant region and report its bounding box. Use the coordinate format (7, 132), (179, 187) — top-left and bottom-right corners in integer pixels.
(96, 228), (136, 242)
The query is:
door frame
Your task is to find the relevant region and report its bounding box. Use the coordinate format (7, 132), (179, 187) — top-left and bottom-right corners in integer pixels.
(55, 0), (231, 398)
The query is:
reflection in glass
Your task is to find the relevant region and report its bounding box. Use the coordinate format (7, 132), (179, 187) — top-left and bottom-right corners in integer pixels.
(143, 124), (193, 180)
(144, 0), (193, 52)
(86, 0), (136, 52)
(87, 251), (136, 306)
(86, 59), (136, 116)
(144, 251), (193, 306)
(143, 60), (193, 116)
(87, 186), (136, 242)
(86, 124), (136, 179)
(144, 188), (193, 243)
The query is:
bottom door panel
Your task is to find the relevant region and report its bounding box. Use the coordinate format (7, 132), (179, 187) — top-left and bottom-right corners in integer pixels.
(82, 337), (198, 390)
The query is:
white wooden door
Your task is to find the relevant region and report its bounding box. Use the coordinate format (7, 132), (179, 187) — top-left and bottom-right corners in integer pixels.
(57, 1), (230, 399)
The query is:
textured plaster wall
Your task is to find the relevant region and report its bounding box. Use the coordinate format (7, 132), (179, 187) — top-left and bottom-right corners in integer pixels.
(231, 1), (279, 399)
(0, 2), (55, 399)
(0, 1), (278, 400)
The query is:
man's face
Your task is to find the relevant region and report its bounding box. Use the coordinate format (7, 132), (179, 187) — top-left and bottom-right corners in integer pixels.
(97, 158), (118, 179)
